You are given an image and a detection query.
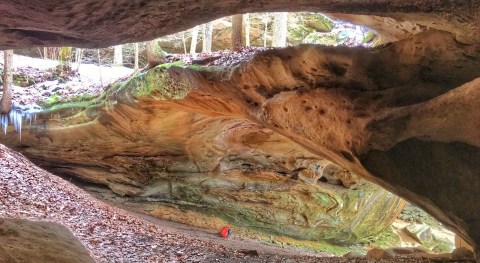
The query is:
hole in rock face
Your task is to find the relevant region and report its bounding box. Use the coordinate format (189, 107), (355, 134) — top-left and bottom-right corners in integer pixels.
(318, 176), (329, 183)
(341, 151), (354, 162)
(324, 62), (347, 76)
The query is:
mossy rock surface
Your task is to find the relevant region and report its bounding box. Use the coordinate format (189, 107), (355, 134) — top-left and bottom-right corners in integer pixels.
(37, 62), (195, 118)
(140, 174), (404, 244)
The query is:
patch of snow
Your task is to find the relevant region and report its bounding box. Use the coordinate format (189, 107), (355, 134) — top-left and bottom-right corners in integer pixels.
(11, 54), (59, 70)
(75, 63), (133, 86)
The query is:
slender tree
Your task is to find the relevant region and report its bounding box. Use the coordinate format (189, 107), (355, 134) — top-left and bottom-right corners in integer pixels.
(97, 49), (103, 86)
(113, 45), (123, 65)
(43, 47), (48, 59)
(231, 14), (243, 50)
(75, 48), (83, 70)
(1, 50), (13, 114)
(263, 13), (270, 47)
(134, 43), (139, 70)
(272, 12), (288, 47)
(202, 22), (213, 53)
(190, 26), (199, 54)
(244, 13), (250, 47)
(181, 32), (187, 54)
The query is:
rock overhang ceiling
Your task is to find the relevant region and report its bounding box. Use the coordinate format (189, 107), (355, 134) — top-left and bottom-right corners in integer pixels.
(0, 0), (479, 260)
(0, 0), (479, 49)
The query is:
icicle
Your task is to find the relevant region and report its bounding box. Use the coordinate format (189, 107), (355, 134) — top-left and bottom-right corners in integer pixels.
(1, 114), (8, 135)
(1, 103), (42, 141)
(18, 113), (22, 141)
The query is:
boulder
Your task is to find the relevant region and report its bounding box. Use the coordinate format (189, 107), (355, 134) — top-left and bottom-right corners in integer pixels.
(404, 224), (433, 244)
(0, 219), (94, 263)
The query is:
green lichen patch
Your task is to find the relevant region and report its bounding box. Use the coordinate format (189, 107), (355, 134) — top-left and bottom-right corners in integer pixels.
(38, 93), (64, 108)
(37, 62), (197, 118)
(108, 63), (194, 102)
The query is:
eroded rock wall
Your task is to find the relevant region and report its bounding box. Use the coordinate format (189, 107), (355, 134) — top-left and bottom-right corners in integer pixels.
(0, 100), (404, 243)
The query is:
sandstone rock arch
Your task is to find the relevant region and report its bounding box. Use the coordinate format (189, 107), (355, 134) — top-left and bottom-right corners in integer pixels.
(0, 0), (479, 259)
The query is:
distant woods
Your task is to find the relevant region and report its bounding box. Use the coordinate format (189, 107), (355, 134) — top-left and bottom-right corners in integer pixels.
(10, 12), (376, 71)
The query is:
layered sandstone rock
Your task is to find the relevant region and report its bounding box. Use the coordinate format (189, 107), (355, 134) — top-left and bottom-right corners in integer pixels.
(0, 96), (404, 243)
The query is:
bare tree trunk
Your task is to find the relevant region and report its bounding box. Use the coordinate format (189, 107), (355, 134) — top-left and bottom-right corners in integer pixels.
(231, 14), (243, 50)
(202, 22), (213, 53)
(245, 13), (250, 47)
(145, 40), (155, 67)
(263, 13), (269, 47)
(134, 43), (139, 70)
(113, 45), (123, 65)
(75, 48), (83, 70)
(43, 47), (48, 59)
(146, 39), (166, 69)
(181, 32), (187, 54)
(202, 24), (206, 52)
(1, 50), (13, 114)
(272, 12), (288, 47)
(190, 26), (199, 54)
(97, 49), (103, 87)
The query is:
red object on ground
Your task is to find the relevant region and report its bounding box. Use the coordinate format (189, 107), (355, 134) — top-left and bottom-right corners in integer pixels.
(219, 226), (231, 238)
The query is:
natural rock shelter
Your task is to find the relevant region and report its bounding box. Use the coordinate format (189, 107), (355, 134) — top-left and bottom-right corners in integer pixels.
(0, 0), (479, 262)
